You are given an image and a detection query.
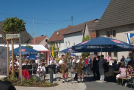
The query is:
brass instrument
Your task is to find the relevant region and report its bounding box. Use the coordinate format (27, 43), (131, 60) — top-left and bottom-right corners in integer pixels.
(77, 56), (85, 72)
(61, 53), (70, 70)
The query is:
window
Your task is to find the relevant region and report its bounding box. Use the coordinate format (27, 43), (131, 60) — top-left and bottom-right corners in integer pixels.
(113, 30), (116, 37)
(65, 42), (67, 47)
(68, 41), (70, 47)
(59, 42), (60, 47)
(114, 52), (117, 57)
(108, 52), (111, 57)
(45, 39), (48, 42)
(107, 30), (110, 37)
(96, 31), (99, 37)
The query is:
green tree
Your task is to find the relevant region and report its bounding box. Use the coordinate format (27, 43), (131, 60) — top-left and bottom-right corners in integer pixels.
(82, 35), (90, 57)
(2, 17), (26, 34)
(25, 45), (33, 49)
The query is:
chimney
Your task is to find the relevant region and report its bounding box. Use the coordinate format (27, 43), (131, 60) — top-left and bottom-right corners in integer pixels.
(41, 35), (43, 36)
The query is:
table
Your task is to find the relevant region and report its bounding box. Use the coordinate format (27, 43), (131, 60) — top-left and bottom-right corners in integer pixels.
(113, 71), (120, 73)
(128, 74), (134, 76)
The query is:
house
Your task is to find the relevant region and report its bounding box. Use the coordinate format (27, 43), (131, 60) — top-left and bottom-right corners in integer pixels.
(64, 19), (99, 56)
(94, 0), (134, 61)
(0, 22), (33, 44)
(48, 26), (72, 56)
(30, 35), (49, 49)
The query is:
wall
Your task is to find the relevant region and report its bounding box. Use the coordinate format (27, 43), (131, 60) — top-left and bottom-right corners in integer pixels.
(84, 24), (89, 37)
(64, 31), (83, 56)
(39, 36), (49, 48)
(97, 24), (134, 61)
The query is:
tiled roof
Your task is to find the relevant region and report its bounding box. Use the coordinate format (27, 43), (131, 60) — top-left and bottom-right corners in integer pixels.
(0, 22), (33, 44)
(48, 26), (72, 42)
(31, 35), (47, 44)
(94, 0), (134, 30)
(65, 19), (99, 35)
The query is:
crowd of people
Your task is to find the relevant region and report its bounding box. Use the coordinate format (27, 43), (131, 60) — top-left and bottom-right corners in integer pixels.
(8, 54), (134, 86)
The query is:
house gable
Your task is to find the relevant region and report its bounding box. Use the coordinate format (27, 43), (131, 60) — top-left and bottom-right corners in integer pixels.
(94, 0), (134, 31)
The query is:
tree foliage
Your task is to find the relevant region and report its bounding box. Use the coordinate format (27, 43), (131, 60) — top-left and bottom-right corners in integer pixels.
(2, 17), (26, 34)
(82, 35), (90, 57)
(25, 45), (33, 49)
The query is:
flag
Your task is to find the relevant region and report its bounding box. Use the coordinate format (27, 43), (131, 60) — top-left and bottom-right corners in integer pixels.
(126, 33), (134, 44)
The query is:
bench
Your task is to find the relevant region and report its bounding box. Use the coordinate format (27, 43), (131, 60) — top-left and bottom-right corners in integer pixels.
(117, 77), (130, 86)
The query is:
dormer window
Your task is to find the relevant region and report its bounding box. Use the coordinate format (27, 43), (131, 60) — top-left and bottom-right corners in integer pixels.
(57, 32), (59, 35)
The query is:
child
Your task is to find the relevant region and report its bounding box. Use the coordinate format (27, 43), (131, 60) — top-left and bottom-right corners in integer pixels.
(116, 63), (126, 79)
(127, 65), (133, 78)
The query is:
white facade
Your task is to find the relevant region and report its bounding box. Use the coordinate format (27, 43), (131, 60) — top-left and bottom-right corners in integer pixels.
(97, 24), (134, 61)
(64, 32), (83, 56)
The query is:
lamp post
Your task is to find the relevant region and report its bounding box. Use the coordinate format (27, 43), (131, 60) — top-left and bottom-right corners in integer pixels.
(33, 19), (36, 44)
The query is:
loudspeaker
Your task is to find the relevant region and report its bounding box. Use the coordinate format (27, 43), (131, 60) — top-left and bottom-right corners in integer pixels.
(0, 81), (16, 90)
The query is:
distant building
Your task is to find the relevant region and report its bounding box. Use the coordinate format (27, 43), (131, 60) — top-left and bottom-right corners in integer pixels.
(94, 0), (134, 61)
(48, 26), (72, 57)
(0, 22), (33, 44)
(30, 35), (49, 49)
(64, 19), (99, 56)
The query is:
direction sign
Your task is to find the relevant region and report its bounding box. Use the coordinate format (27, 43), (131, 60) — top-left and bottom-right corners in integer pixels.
(6, 34), (20, 39)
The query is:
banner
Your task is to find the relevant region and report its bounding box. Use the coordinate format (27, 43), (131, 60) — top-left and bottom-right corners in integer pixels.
(51, 46), (54, 57)
(0, 46), (7, 75)
(126, 33), (134, 45)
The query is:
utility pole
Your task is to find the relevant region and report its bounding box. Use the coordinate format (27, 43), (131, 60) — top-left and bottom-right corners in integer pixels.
(33, 19), (36, 44)
(71, 16), (73, 26)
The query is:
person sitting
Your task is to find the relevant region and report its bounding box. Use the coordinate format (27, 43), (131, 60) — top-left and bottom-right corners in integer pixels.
(104, 65), (114, 81)
(112, 61), (118, 71)
(9, 59), (19, 78)
(22, 59), (30, 65)
(116, 63), (126, 79)
(127, 65), (133, 78)
(36, 62), (46, 80)
(22, 67), (31, 79)
(120, 55), (125, 62)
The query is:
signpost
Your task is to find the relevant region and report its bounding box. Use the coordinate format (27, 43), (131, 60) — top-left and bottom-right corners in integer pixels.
(6, 34), (20, 39)
(6, 34), (22, 82)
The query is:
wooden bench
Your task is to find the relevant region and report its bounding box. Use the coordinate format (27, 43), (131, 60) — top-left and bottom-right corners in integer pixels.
(117, 77), (130, 85)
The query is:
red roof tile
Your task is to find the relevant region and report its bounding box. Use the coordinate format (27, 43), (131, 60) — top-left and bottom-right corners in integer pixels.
(31, 35), (47, 44)
(48, 26), (72, 42)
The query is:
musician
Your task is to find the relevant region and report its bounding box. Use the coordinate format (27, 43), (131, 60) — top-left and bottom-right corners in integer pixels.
(72, 56), (78, 80)
(77, 55), (85, 83)
(36, 62), (46, 80)
(50, 57), (57, 80)
(35, 56), (40, 67)
(59, 55), (68, 83)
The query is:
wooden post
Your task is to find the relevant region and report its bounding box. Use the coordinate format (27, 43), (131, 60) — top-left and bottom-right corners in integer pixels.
(6, 40), (9, 77)
(11, 39), (14, 77)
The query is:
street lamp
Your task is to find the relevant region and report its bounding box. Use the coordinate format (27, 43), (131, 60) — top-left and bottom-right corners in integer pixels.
(33, 19), (36, 44)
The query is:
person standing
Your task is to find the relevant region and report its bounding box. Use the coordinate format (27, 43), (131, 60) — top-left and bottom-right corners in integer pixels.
(77, 55), (85, 83)
(50, 57), (57, 80)
(84, 57), (88, 75)
(72, 56), (77, 80)
(98, 55), (106, 82)
(88, 55), (92, 75)
(35, 57), (40, 67)
(106, 55), (111, 63)
(59, 55), (68, 83)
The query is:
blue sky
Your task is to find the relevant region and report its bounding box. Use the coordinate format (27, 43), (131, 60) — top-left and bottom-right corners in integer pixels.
(0, 0), (110, 38)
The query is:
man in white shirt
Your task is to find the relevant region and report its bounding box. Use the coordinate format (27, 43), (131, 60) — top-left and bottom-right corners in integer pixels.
(35, 57), (40, 67)
(59, 55), (68, 83)
(36, 62), (46, 80)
